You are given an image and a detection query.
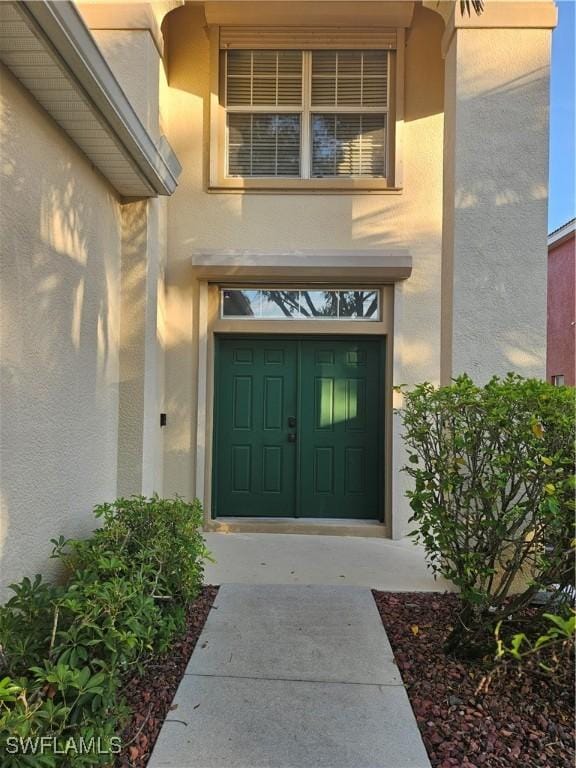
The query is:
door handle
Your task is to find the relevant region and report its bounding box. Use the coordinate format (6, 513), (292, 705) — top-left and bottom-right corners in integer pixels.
(288, 416), (297, 428)
(288, 433), (297, 443)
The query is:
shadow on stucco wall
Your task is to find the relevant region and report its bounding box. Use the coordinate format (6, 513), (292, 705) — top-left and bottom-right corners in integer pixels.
(448, 59), (550, 380)
(158, 3), (448, 499)
(0, 63), (121, 595)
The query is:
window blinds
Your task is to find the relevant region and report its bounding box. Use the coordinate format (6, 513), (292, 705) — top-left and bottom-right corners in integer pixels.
(311, 114), (386, 178)
(311, 51), (388, 108)
(224, 47), (389, 179)
(228, 113), (301, 177)
(226, 50), (303, 106)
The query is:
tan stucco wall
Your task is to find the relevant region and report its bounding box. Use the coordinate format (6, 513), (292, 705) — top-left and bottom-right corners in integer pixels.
(442, 26), (551, 382)
(0, 64), (122, 593)
(161, 4), (446, 536)
(92, 27), (168, 498)
(91, 29), (160, 140)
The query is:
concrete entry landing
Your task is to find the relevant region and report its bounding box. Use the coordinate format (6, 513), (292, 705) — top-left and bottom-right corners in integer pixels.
(149, 584), (431, 768)
(203, 532), (455, 592)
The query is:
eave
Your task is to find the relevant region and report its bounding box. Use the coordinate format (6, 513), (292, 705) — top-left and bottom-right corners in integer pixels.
(0, 1), (181, 198)
(548, 219), (576, 249)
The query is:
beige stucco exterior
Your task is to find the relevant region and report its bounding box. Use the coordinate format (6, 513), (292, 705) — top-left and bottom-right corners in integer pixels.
(0, 0), (557, 591)
(161, 3), (446, 537)
(441, 25), (552, 383)
(0, 63), (122, 589)
(0, 3), (170, 593)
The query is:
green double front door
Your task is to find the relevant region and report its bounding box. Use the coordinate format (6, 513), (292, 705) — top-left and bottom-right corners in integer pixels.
(213, 336), (383, 520)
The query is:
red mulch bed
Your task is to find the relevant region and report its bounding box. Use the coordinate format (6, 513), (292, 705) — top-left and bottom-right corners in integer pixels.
(116, 585), (218, 768)
(373, 591), (575, 768)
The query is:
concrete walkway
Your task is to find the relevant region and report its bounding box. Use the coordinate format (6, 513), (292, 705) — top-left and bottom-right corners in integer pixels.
(204, 533), (455, 592)
(149, 584), (431, 768)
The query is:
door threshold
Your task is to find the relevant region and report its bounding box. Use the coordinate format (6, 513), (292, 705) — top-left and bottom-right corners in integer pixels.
(205, 517), (389, 539)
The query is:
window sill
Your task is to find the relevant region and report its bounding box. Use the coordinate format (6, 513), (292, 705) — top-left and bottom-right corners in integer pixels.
(208, 179), (403, 195)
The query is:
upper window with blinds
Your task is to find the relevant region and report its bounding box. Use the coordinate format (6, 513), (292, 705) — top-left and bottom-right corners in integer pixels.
(223, 49), (390, 181)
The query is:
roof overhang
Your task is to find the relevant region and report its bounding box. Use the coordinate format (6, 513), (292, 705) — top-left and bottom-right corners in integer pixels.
(0, 1), (181, 198)
(190, 250), (413, 282)
(548, 219), (576, 249)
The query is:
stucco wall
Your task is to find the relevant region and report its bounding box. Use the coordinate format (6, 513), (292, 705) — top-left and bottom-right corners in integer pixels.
(547, 234), (576, 385)
(92, 27), (168, 498)
(92, 29), (160, 140)
(0, 64), (122, 593)
(443, 27), (551, 382)
(161, 4), (445, 537)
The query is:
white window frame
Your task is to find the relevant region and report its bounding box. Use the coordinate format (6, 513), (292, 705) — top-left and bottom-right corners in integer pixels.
(209, 27), (404, 193)
(224, 51), (389, 180)
(551, 374), (565, 386)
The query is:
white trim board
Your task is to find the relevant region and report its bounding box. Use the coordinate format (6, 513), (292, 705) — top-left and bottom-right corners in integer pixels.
(0, 1), (181, 198)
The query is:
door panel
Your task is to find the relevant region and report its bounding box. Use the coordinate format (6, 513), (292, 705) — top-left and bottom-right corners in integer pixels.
(214, 338), (297, 516)
(214, 336), (382, 520)
(299, 339), (381, 519)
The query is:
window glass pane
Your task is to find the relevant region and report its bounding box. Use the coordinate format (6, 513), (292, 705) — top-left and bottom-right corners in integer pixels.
(222, 290), (261, 317)
(299, 291), (338, 318)
(228, 114), (301, 177)
(261, 290), (301, 317)
(311, 51), (337, 106)
(227, 50), (252, 76)
(311, 114), (386, 178)
(227, 50), (302, 107)
(226, 50), (252, 105)
(227, 114), (252, 176)
(221, 289), (380, 321)
(361, 51), (388, 107)
(335, 51), (361, 106)
(339, 291), (379, 319)
(311, 51), (387, 108)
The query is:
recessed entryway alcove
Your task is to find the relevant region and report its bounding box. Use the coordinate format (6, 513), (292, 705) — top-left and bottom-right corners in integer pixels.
(190, 250), (410, 537)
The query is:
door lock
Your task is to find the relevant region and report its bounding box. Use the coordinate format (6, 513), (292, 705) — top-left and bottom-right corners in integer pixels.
(288, 416), (297, 428)
(288, 433), (297, 443)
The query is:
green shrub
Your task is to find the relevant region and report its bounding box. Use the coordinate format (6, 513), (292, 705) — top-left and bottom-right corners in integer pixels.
(495, 608), (575, 675)
(401, 374), (575, 657)
(0, 496), (210, 766)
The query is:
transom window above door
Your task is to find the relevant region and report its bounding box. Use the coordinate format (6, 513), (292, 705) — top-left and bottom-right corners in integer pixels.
(221, 288), (380, 320)
(224, 50), (389, 180)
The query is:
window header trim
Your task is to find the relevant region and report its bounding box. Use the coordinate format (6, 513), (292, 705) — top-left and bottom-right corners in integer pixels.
(219, 26), (398, 50)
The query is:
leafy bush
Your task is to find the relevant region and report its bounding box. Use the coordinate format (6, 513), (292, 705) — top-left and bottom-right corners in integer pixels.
(401, 374), (575, 657)
(495, 608), (575, 675)
(0, 496), (210, 766)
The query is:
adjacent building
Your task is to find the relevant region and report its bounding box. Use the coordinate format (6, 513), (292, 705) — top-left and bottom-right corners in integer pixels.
(547, 218), (575, 386)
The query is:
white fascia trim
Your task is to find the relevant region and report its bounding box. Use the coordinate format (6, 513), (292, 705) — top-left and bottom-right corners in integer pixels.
(16, 0), (181, 196)
(548, 219), (576, 248)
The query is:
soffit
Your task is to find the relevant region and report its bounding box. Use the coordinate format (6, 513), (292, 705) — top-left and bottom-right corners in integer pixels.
(203, 2), (415, 28)
(0, 1), (181, 198)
